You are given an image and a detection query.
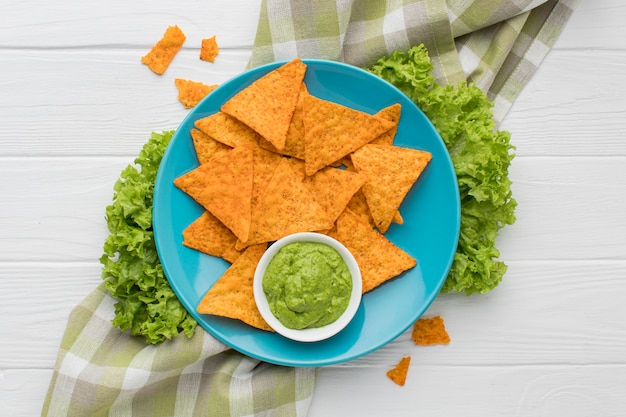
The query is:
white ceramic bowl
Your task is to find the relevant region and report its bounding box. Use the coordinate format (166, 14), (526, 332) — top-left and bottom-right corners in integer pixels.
(253, 232), (362, 342)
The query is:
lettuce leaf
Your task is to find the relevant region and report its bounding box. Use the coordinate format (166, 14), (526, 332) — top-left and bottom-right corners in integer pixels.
(100, 131), (197, 344)
(367, 45), (517, 295)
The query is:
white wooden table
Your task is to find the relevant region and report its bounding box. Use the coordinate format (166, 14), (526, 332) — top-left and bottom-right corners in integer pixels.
(2, 2), (625, 416)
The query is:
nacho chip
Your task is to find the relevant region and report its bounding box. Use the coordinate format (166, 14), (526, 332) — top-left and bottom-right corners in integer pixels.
(411, 316), (451, 346)
(174, 78), (218, 109)
(344, 166), (403, 227)
(303, 166), (366, 224)
(194, 112), (260, 147)
(327, 209), (415, 293)
(386, 356), (411, 386)
(200, 35), (219, 62)
(197, 244), (273, 331)
(174, 142), (254, 242)
(241, 158), (333, 248)
(346, 190), (376, 228)
(351, 144), (432, 234)
(371, 103), (402, 146)
(190, 128), (232, 164)
(141, 25), (186, 75)
(251, 143), (285, 208)
(303, 94), (396, 175)
(182, 211), (242, 263)
(221, 58), (306, 151)
(258, 82), (309, 159)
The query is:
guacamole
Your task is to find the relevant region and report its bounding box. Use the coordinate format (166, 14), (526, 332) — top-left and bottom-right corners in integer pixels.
(262, 241), (352, 330)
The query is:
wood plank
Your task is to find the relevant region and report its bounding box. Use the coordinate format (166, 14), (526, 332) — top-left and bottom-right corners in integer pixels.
(0, 157), (127, 262)
(1, 1), (622, 51)
(2, 48), (625, 157)
(0, 49), (251, 157)
(333, 259), (626, 367)
(2, 365), (625, 417)
(500, 156), (626, 260)
(0, 263), (101, 369)
(553, 0), (626, 50)
(501, 51), (626, 157)
(2, 260), (625, 369)
(0, 1), (261, 48)
(310, 364), (626, 417)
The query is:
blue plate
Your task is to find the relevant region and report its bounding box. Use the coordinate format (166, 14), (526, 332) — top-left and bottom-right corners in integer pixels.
(153, 59), (460, 366)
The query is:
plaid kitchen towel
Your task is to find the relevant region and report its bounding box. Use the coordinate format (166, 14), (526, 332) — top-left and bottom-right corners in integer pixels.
(249, 0), (579, 124)
(42, 284), (316, 417)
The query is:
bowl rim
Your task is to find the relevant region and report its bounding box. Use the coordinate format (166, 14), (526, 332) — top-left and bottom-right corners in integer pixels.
(253, 232), (363, 342)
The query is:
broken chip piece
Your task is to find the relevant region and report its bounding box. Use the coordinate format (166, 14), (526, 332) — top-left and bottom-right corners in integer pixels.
(200, 35), (219, 62)
(174, 78), (218, 108)
(386, 356), (411, 386)
(411, 315), (451, 346)
(141, 25), (186, 75)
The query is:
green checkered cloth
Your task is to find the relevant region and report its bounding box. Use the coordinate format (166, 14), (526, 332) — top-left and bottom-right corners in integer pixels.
(42, 284), (316, 417)
(249, 0), (579, 125)
(43, 1), (579, 416)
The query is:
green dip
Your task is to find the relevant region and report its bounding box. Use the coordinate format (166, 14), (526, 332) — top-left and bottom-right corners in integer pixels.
(262, 241), (353, 330)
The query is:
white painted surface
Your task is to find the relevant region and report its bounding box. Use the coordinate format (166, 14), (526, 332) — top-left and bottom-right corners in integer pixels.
(1, 1), (625, 416)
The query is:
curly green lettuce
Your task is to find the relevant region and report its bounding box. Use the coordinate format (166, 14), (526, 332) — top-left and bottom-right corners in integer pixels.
(368, 45), (517, 295)
(100, 131), (197, 344)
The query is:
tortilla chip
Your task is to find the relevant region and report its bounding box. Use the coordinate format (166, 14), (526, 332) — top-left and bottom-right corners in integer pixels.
(344, 164), (403, 227)
(221, 58), (306, 151)
(371, 103), (401, 146)
(351, 144), (432, 234)
(346, 190), (376, 228)
(197, 244), (273, 331)
(285, 157), (306, 180)
(251, 143), (285, 211)
(241, 158), (334, 248)
(174, 79), (218, 109)
(141, 25), (186, 75)
(190, 128), (232, 164)
(258, 83), (309, 160)
(327, 209), (416, 293)
(411, 316), (451, 346)
(182, 211), (242, 263)
(174, 142), (254, 242)
(303, 94), (395, 175)
(194, 112), (261, 148)
(386, 356), (411, 386)
(200, 35), (219, 62)
(303, 166), (366, 224)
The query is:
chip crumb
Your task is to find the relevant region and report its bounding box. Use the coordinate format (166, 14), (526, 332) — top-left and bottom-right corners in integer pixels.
(141, 25), (186, 75)
(411, 315), (450, 346)
(386, 356), (411, 386)
(174, 78), (218, 108)
(200, 35), (219, 62)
